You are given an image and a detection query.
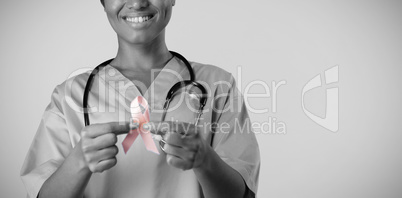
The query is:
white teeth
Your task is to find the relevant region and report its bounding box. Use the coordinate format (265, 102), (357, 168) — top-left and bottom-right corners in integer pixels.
(125, 16), (152, 24)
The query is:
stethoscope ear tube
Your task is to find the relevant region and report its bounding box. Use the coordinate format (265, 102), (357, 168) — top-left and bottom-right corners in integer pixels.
(83, 51), (204, 127)
(169, 51), (195, 81)
(83, 52), (211, 153)
(83, 59), (113, 126)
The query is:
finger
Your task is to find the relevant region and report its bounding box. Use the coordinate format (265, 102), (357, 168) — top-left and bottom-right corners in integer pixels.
(92, 133), (118, 150)
(86, 146), (119, 164)
(97, 146), (119, 161)
(145, 121), (195, 136)
(144, 121), (170, 135)
(164, 132), (196, 150)
(93, 157), (117, 173)
(83, 122), (136, 138)
(166, 154), (193, 170)
(164, 143), (195, 161)
(169, 121), (197, 136)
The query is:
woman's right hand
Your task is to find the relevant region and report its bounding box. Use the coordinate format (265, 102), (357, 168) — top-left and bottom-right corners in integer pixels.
(80, 122), (136, 173)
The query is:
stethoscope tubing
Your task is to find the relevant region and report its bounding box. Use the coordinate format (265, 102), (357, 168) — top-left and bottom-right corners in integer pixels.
(82, 51), (211, 153)
(83, 51), (196, 126)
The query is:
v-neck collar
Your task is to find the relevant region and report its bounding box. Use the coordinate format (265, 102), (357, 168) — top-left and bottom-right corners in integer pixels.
(98, 56), (191, 115)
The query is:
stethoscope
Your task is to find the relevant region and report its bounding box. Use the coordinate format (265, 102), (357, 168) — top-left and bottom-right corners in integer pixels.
(83, 51), (208, 152)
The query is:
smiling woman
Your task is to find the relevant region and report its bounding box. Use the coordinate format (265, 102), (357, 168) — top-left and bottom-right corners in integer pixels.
(104, 0), (173, 46)
(20, 0), (260, 197)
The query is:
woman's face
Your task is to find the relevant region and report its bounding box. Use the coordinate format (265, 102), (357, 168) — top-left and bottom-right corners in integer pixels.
(104, 0), (175, 45)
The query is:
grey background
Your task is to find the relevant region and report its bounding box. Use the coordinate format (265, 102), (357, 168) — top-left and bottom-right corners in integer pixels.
(1, 0), (401, 197)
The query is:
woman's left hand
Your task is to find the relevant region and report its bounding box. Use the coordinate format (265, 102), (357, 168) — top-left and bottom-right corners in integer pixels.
(145, 121), (211, 170)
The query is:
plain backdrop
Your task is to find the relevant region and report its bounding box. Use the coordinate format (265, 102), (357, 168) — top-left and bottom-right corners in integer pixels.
(1, 0), (402, 197)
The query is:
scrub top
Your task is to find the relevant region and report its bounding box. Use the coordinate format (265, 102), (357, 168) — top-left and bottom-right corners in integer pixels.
(20, 57), (260, 198)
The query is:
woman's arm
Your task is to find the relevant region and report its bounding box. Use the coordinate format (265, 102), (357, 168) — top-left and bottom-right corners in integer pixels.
(193, 145), (247, 198)
(148, 121), (251, 198)
(38, 122), (132, 198)
(38, 141), (92, 198)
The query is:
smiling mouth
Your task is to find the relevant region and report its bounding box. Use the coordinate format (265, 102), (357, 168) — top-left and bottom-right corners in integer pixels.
(123, 15), (155, 24)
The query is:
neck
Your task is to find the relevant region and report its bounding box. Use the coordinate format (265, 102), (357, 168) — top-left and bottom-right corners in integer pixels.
(111, 34), (172, 71)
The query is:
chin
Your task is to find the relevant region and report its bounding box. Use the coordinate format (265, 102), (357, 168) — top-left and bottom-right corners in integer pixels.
(120, 34), (154, 45)
(120, 30), (164, 46)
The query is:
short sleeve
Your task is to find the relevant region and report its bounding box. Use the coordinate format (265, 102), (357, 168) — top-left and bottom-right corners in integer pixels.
(211, 75), (260, 196)
(20, 86), (73, 198)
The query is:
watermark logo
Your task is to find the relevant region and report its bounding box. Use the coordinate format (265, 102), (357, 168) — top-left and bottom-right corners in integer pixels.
(63, 64), (340, 135)
(301, 66), (339, 132)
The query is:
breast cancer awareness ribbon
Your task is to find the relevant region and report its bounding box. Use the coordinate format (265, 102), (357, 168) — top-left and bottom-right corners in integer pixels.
(122, 96), (160, 155)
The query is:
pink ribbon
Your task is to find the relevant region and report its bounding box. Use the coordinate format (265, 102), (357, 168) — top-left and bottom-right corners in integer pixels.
(122, 96), (159, 155)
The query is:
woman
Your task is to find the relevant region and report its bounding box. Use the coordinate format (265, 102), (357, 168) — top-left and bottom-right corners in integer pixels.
(21, 0), (260, 197)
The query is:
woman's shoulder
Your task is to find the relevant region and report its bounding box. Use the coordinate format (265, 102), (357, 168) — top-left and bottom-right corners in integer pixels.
(48, 70), (92, 110)
(54, 70), (91, 94)
(190, 61), (234, 84)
